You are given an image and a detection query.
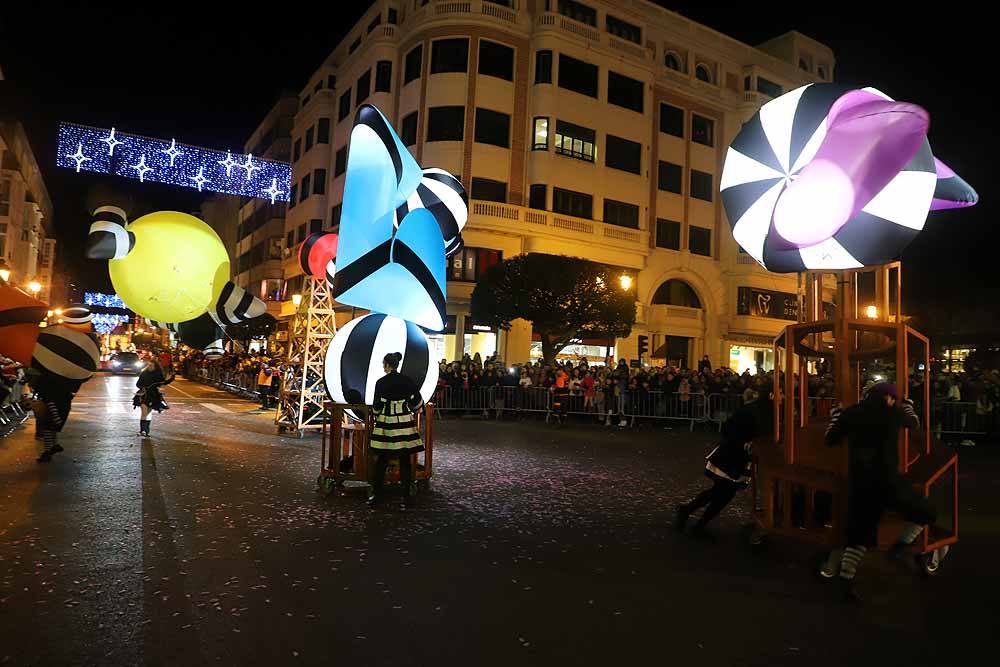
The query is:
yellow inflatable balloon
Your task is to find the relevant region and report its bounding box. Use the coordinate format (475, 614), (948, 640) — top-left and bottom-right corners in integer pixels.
(108, 211), (230, 323)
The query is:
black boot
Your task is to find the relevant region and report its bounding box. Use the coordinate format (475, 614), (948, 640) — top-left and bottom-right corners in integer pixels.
(140, 420), (151, 437)
(674, 504), (691, 532)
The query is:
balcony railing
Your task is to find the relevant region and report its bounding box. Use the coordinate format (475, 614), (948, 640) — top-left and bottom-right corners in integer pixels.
(534, 12), (652, 62)
(469, 200), (648, 251)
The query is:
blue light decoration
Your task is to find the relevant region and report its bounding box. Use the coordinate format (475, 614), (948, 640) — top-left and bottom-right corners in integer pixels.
(84, 292), (128, 309)
(92, 313), (130, 334)
(57, 123), (292, 203)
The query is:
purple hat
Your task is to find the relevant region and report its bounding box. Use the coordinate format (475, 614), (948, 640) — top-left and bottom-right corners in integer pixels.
(867, 381), (899, 400)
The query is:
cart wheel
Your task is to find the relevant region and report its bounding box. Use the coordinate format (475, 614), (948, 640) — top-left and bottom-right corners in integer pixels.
(322, 477), (336, 496)
(919, 551), (944, 578)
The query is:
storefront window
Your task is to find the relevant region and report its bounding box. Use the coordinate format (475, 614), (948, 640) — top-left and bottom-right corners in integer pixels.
(728, 345), (774, 374)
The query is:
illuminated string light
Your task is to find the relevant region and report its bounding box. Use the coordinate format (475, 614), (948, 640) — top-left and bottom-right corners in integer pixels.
(102, 127), (123, 156)
(92, 313), (131, 334)
(56, 123), (291, 201)
(84, 292), (128, 309)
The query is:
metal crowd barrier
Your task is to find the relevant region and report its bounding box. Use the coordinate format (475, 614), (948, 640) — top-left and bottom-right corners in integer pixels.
(933, 401), (994, 439)
(184, 363), (262, 400)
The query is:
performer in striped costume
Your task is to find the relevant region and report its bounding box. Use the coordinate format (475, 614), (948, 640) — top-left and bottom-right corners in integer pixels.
(367, 352), (424, 510)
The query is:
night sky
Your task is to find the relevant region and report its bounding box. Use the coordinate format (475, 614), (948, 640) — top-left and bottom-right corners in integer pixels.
(1, 4), (993, 331)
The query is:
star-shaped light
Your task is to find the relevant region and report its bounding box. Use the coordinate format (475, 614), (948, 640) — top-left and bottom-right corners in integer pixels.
(132, 154), (152, 182)
(217, 151), (239, 177)
(162, 138), (182, 167)
(189, 166), (210, 192)
(240, 153), (260, 181)
(263, 178), (285, 204)
(68, 143), (91, 172)
(101, 127), (123, 156)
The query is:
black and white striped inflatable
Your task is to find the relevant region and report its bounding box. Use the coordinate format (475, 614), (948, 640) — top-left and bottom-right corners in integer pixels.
(146, 316), (224, 358)
(61, 306), (93, 326)
(86, 206), (135, 260)
(324, 313), (438, 407)
(31, 325), (100, 382)
(721, 84), (937, 272)
(211, 282), (267, 327)
(393, 168), (468, 258)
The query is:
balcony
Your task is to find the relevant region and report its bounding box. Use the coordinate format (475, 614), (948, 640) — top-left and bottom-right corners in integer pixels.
(469, 200), (649, 258)
(405, 0), (530, 30)
(533, 12), (653, 63)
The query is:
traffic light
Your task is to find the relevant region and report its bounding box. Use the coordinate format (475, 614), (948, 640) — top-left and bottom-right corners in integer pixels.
(638, 334), (648, 358)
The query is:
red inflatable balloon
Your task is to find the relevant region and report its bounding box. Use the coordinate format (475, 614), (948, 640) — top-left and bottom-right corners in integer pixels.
(298, 232), (338, 279)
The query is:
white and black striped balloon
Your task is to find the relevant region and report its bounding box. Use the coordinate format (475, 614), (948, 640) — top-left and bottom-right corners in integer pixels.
(31, 325), (100, 382)
(212, 281), (267, 327)
(393, 168), (467, 257)
(324, 313), (438, 407)
(61, 306), (93, 325)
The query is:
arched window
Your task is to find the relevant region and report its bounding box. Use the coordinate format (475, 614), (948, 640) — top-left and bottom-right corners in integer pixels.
(695, 63), (712, 83)
(665, 51), (682, 72)
(799, 58), (810, 71)
(652, 279), (702, 308)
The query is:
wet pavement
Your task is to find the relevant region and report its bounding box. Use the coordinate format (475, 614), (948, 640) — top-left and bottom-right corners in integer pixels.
(1, 374), (998, 666)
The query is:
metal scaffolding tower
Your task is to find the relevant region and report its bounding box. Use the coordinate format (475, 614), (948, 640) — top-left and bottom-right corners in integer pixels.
(276, 276), (336, 435)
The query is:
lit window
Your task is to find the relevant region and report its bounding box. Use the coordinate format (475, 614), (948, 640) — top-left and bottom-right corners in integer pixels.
(532, 117), (548, 150)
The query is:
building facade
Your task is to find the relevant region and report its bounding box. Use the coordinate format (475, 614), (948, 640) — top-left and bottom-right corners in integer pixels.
(1, 118), (55, 303)
(282, 0), (835, 370)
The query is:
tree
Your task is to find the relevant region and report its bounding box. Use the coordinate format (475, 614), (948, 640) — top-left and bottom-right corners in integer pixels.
(471, 254), (636, 364)
(227, 314), (277, 352)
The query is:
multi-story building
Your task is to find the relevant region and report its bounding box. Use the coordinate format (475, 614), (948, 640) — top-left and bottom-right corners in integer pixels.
(1, 117), (55, 303)
(283, 0), (835, 371)
(235, 96), (297, 317)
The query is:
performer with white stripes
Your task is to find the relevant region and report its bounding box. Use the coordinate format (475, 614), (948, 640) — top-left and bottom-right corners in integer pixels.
(820, 382), (934, 602)
(133, 358), (175, 438)
(367, 352), (424, 510)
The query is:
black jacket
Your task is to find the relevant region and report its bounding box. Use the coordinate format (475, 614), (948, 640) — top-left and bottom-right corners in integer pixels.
(373, 371), (422, 414)
(706, 399), (774, 481)
(825, 397), (919, 481)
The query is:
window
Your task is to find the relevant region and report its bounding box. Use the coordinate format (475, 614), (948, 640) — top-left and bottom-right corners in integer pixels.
(657, 161), (682, 194)
(449, 247), (502, 282)
(286, 230), (295, 248)
(301, 94), (310, 108)
(300, 175), (312, 202)
(756, 76), (783, 98)
(552, 187), (593, 219)
(695, 63), (713, 83)
(535, 50), (552, 84)
(603, 199), (639, 229)
(660, 103), (684, 137)
(317, 118), (330, 144)
(692, 114), (714, 147)
(292, 138), (302, 162)
(652, 279), (701, 307)
(689, 226), (712, 256)
(471, 178), (507, 202)
(310, 219), (323, 235)
(605, 135), (641, 175)
(607, 71), (643, 113)
(338, 90), (351, 121)
(606, 15), (641, 44)
(349, 36), (361, 54)
(404, 45), (422, 84)
(532, 117), (549, 150)
(427, 106), (465, 142)
(375, 61), (393, 92)
(478, 40), (514, 81)
(554, 120), (596, 162)
(558, 54), (598, 98)
(474, 108), (510, 148)
(529, 184), (547, 210)
(288, 185), (298, 209)
(305, 126), (314, 151)
(356, 69), (371, 106)
(334, 147), (347, 177)
(401, 112), (418, 146)
(655, 218), (681, 250)
(313, 169), (327, 195)
(297, 223), (307, 243)
(328, 74), (337, 89)
(665, 51), (683, 72)
(817, 65), (827, 80)
(314, 80), (323, 93)
(431, 38), (469, 74)
(799, 58), (810, 71)
(691, 170), (713, 201)
(557, 0), (596, 26)
(367, 13), (382, 33)
(330, 203), (342, 228)
(388, 7), (398, 23)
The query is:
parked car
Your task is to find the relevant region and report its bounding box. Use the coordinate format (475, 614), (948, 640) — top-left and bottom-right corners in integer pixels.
(110, 352), (145, 375)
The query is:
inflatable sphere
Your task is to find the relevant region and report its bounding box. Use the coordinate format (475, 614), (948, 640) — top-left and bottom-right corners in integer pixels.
(298, 232), (339, 280)
(324, 313), (438, 407)
(60, 305), (94, 332)
(108, 210), (230, 323)
(393, 168), (468, 258)
(31, 325), (100, 384)
(0, 283), (48, 365)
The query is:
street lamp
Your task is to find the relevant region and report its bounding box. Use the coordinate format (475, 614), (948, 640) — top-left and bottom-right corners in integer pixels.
(619, 274), (633, 291)
(865, 305), (878, 319)
(27, 281), (42, 295)
(0, 259), (10, 283)
(291, 293), (303, 306)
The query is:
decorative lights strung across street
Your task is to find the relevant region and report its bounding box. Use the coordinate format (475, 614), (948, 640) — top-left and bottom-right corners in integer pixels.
(56, 123), (292, 202)
(84, 292), (128, 309)
(92, 313), (130, 334)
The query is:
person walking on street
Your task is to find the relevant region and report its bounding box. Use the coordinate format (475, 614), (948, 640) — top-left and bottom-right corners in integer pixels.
(820, 382), (936, 603)
(368, 353), (425, 510)
(257, 358), (276, 409)
(133, 359), (175, 437)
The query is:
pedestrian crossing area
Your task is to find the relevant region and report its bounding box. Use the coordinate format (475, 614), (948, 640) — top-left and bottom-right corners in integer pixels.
(71, 400), (268, 417)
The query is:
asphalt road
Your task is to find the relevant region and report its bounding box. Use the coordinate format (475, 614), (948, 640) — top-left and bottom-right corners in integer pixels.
(1, 374), (998, 666)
